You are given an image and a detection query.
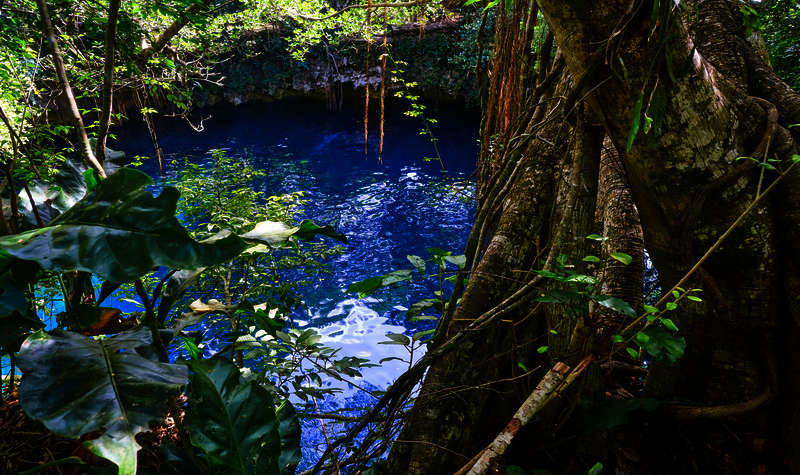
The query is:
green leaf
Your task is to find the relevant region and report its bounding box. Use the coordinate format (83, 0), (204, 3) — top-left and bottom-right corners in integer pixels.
(535, 269), (567, 282)
(686, 295), (703, 302)
(639, 327), (686, 362)
(276, 401), (301, 475)
(634, 331), (650, 346)
(239, 221), (296, 244)
(407, 298), (440, 319)
(379, 356), (405, 363)
(444, 254), (467, 269)
(180, 336), (203, 360)
(611, 335), (624, 343)
(661, 318), (679, 332)
(350, 268), (415, 300)
(671, 290), (680, 299)
(537, 345), (550, 354)
(292, 219), (348, 244)
(626, 92), (644, 152)
(426, 247), (452, 268)
(407, 255), (426, 276)
(0, 270), (43, 353)
(18, 160), (93, 227)
(586, 234), (608, 242)
(83, 169), (99, 192)
(609, 252), (633, 265)
(463, 0), (481, 5)
(593, 295), (636, 318)
(643, 304), (659, 314)
(185, 357), (285, 474)
(588, 461), (604, 475)
(566, 274), (598, 285)
(582, 255), (601, 263)
(665, 302), (678, 311)
(17, 328), (187, 475)
(626, 347), (639, 359)
(384, 332), (411, 345)
(381, 269), (413, 286)
(347, 276), (384, 298)
(0, 169), (247, 282)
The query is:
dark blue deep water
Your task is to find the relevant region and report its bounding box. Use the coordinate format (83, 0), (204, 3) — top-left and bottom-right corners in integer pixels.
(114, 98), (479, 467)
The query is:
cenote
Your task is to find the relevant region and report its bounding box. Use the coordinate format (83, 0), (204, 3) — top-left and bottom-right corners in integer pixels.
(114, 97), (479, 466)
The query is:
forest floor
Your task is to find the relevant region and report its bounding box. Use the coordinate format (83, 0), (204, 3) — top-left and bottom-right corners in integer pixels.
(0, 392), (179, 474)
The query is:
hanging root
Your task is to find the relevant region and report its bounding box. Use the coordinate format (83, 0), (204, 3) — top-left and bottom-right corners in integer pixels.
(379, 4), (388, 160)
(363, 0), (373, 156)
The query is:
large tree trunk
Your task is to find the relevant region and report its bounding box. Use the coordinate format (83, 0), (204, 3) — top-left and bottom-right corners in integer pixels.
(386, 0), (800, 473)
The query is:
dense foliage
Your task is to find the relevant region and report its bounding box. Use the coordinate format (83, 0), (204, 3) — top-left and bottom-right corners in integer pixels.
(1, 0), (799, 473)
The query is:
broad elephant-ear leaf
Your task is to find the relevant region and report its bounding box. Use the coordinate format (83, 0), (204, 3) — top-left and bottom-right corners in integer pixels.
(0, 168), (248, 282)
(185, 357), (288, 474)
(0, 269), (44, 353)
(16, 327), (187, 475)
(276, 400), (301, 475)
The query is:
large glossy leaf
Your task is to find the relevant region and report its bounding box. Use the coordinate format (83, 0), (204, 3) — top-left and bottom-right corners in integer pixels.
(0, 269), (43, 353)
(240, 218), (347, 246)
(17, 327), (187, 475)
(347, 269), (414, 298)
(18, 160), (88, 226)
(592, 295), (637, 318)
(186, 357), (294, 474)
(276, 400), (301, 475)
(0, 168), (248, 282)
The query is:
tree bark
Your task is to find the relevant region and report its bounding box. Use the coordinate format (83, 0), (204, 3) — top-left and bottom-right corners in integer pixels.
(387, 0), (800, 473)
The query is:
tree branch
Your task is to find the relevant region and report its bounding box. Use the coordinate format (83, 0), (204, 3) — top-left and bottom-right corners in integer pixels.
(95, 0), (121, 165)
(136, 0), (209, 65)
(34, 0), (106, 177)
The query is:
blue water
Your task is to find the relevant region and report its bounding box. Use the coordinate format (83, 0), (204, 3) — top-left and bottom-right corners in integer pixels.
(114, 98), (479, 467)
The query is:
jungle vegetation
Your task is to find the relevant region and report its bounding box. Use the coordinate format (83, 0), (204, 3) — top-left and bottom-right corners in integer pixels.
(1, 0), (799, 474)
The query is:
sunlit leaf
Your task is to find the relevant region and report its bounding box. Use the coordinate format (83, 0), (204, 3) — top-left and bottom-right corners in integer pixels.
(0, 169), (247, 282)
(593, 295), (636, 317)
(609, 252), (633, 265)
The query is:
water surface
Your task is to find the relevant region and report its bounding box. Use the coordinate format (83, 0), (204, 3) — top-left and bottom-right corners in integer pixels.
(115, 98), (479, 465)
